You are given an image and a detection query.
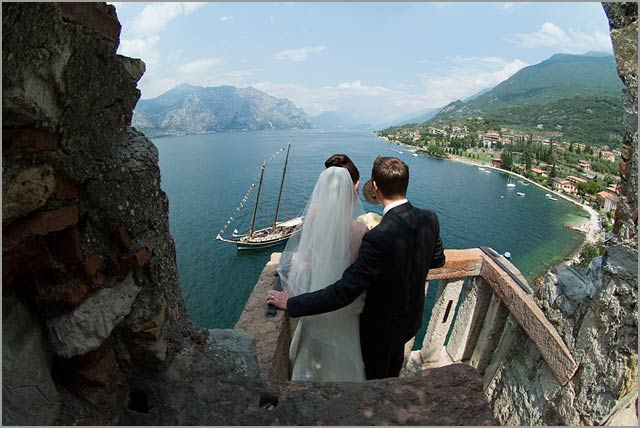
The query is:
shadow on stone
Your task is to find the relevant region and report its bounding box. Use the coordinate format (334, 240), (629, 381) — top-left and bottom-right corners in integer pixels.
(127, 388), (153, 414)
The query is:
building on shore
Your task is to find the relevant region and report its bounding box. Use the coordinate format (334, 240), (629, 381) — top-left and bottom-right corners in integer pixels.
(553, 178), (578, 195)
(597, 190), (619, 213)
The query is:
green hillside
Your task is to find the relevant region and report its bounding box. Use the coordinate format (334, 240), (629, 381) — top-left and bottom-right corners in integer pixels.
(402, 53), (624, 147)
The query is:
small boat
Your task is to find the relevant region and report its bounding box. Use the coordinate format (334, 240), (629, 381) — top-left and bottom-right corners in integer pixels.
(478, 167), (486, 171)
(545, 193), (552, 198)
(504, 251), (512, 260)
(522, 182), (530, 186)
(506, 174), (516, 187)
(216, 141), (302, 250)
(516, 192), (525, 196)
(548, 196), (558, 201)
(412, 153), (418, 157)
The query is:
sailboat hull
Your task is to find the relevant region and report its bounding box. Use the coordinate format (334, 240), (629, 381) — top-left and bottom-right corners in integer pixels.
(219, 217), (303, 251)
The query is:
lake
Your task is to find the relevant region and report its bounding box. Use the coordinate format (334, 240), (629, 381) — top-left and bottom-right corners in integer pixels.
(154, 128), (585, 329)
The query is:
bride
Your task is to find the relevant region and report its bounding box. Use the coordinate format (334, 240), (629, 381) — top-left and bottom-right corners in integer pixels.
(277, 155), (368, 382)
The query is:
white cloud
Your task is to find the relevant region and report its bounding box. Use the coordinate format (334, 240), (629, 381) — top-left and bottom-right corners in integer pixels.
(418, 57), (529, 107)
(131, 2), (206, 36)
(118, 35), (161, 67)
(139, 76), (184, 99)
(514, 22), (612, 53)
(273, 46), (327, 62)
(326, 80), (391, 96)
(177, 57), (223, 75)
(220, 16), (233, 22)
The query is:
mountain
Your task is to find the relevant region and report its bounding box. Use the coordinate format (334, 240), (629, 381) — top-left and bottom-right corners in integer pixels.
(422, 53), (624, 146)
(133, 84), (314, 136)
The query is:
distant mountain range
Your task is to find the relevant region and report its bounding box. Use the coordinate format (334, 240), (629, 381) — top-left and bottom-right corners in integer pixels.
(421, 52), (624, 146)
(133, 84), (313, 137)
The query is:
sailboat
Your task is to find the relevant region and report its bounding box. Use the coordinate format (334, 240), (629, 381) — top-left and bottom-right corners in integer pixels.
(506, 172), (516, 188)
(216, 141), (303, 250)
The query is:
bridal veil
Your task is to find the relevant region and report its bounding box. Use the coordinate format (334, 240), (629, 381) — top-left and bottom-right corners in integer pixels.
(277, 166), (367, 381)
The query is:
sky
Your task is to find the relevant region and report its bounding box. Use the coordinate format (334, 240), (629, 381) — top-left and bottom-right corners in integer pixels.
(110, 2), (614, 124)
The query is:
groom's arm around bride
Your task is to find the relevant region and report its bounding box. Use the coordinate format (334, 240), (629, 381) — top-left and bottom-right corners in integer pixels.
(268, 156), (445, 379)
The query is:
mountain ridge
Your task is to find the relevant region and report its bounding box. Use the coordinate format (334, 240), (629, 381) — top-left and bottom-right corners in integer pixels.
(133, 84), (314, 137)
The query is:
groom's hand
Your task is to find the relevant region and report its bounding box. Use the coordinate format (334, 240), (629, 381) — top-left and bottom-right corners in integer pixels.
(266, 290), (289, 310)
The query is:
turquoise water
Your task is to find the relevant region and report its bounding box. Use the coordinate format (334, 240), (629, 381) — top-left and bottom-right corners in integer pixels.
(154, 129), (584, 329)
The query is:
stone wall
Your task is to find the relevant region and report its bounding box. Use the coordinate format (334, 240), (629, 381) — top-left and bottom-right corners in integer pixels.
(604, 2), (639, 242)
(484, 3), (638, 425)
(2, 3), (195, 424)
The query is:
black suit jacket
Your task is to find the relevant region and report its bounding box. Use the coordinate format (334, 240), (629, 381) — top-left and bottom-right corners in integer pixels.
(287, 202), (445, 347)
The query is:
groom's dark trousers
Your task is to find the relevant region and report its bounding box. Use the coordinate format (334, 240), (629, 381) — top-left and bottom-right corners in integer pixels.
(287, 202), (446, 379)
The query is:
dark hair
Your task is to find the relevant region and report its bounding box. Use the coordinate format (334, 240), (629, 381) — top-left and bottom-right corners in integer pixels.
(371, 156), (409, 198)
(324, 154), (360, 184)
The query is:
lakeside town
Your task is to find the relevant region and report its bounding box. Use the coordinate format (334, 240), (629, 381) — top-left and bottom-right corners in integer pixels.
(378, 120), (621, 260)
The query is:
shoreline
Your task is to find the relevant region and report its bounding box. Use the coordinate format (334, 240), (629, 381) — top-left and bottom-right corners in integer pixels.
(380, 136), (603, 271)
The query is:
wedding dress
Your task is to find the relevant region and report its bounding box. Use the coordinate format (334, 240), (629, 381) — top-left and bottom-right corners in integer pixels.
(278, 166), (368, 382)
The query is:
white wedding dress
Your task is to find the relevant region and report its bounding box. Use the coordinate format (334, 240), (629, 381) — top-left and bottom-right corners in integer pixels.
(278, 166), (368, 382)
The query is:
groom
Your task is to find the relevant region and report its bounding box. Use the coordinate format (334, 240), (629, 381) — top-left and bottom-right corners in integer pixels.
(267, 156), (445, 379)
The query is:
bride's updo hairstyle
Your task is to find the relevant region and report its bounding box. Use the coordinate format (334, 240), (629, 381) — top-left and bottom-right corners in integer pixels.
(324, 154), (360, 185)
(372, 156), (409, 198)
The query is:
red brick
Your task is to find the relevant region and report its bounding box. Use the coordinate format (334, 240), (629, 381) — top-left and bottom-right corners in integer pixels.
(114, 225), (130, 251)
(118, 247), (151, 274)
(2, 129), (58, 157)
(33, 280), (88, 316)
(3, 206), (79, 252)
(3, 251), (53, 288)
(3, 239), (48, 276)
(84, 254), (103, 277)
(74, 339), (111, 365)
(55, 175), (80, 200)
(48, 227), (82, 266)
(89, 272), (106, 290)
(60, 3), (121, 43)
(75, 349), (118, 386)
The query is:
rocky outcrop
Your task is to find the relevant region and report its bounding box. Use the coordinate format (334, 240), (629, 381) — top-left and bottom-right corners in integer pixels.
(483, 3), (638, 425)
(604, 2), (638, 242)
(3, 2), (192, 422)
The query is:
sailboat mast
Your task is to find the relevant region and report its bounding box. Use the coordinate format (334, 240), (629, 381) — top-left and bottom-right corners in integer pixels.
(249, 162), (266, 238)
(271, 140), (291, 233)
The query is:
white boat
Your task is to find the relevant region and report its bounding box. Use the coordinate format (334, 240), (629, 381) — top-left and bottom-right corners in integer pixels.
(548, 196), (558, 201)
(545, 193), (552, 197)
(412, 153), (418, 157)
(516, 192), (525, 196)
(478, 167), (486, 171)
(504, 251), (512, 260)
(216, 140), (302, 250)
(506, 174), (516, 187)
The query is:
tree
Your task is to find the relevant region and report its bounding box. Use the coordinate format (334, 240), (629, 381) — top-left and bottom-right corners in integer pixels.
(500, 149), (513, 171)
(523, 139), (534, 171)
